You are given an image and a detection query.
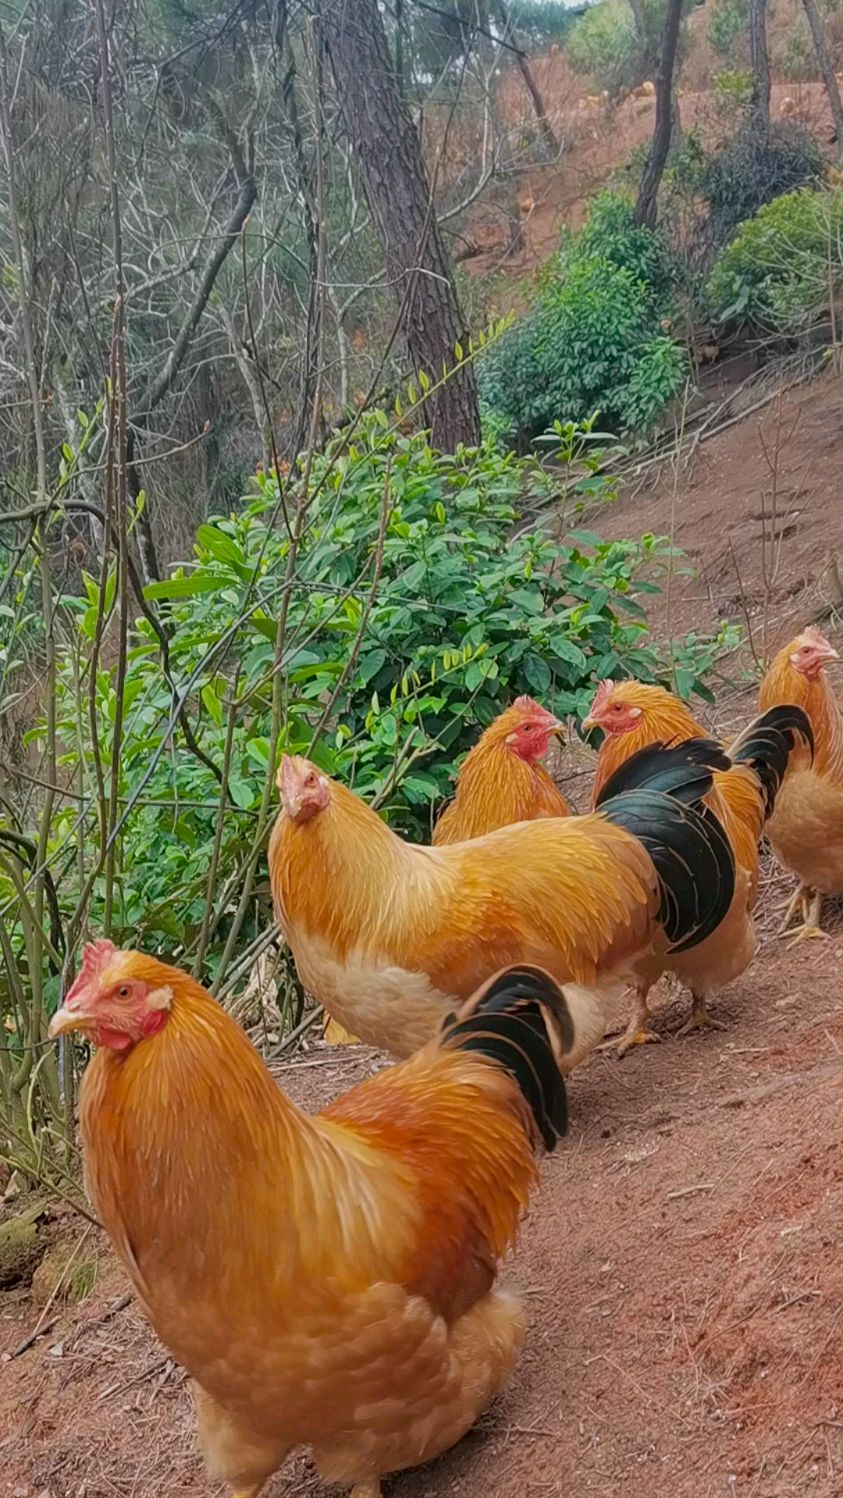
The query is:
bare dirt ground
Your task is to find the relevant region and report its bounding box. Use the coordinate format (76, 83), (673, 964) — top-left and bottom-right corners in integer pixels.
(3, 365), (843, 1498)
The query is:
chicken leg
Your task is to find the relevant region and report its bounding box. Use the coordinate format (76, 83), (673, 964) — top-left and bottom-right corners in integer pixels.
(676, 992), (726, 1038)
(784, 887), (828, 947)
(349, 1485), (382, 1498)
(598, 984), (661, 1058)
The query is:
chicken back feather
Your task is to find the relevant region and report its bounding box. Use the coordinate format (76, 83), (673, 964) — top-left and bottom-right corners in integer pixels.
(49, 948), (571, 1498)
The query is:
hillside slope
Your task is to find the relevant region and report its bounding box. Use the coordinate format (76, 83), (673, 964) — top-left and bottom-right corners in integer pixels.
(2, 382), (843, 1498)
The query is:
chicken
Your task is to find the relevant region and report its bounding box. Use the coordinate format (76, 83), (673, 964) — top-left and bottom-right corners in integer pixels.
(49, 945), (571, 1498)
(583, 679), (813, 1048)
(432, 696), (568, 846)
(758, 626), (843, 940)
(269, 738), (736, 1068)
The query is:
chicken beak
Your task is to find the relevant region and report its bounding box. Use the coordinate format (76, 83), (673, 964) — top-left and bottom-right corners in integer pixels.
(549, 719), (565, 738)
(48, 1005), (88, 1040)
(581, 713), (598, 732)
(821, 644), (840, 662)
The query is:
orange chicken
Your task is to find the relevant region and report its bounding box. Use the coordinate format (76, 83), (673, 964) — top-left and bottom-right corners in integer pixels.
(758, 626), (843, 939)
(432, 696), (568, 845)
(269, 739), (737, 1067)
(583, 680), (812, 1048)
(49, 945), (571, 1498)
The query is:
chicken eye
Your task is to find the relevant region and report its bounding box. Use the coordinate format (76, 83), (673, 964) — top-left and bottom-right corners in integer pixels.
(117, 985), (131, 1000)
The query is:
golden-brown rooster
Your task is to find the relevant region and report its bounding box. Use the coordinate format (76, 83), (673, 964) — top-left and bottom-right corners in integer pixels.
(583, 679), (813, 1048)
(49, 946), (571, 1498)
(432, 696), (568, 845)
(758, 625), (843, 939)
(269, 738), (736, 1067)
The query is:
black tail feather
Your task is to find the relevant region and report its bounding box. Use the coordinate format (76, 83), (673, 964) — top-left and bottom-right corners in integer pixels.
(441, 966), (571, 1150)
(597, 739), (737, 955)
(727, 705), (814, 817)
(595, 736), (731, 808)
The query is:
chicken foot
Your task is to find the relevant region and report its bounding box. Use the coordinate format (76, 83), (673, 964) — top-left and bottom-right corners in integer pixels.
(783, 887), (829, 947)
(349, 1484), (382, 1498)
(598, 985), (661, 1058)
(675, 992), (726, 1038)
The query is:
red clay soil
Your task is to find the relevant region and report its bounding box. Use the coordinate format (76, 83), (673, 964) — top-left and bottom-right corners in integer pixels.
(3, 382), (843, 1498)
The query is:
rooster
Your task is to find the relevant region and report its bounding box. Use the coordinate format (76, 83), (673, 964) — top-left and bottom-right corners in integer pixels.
(269, 738), (736, 1067)
(583, 679), (813, 1048)
(758, 626), (843, 940)
(432, 696), (568, 846)
(49, 947), (570, 1498)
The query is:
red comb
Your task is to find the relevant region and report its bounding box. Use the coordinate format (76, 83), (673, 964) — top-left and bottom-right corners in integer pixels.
(590, 678), (617, 711)
(511, 694), (556, 722)
(800, 625), (831, 648)
(64, 939), (117, 1004)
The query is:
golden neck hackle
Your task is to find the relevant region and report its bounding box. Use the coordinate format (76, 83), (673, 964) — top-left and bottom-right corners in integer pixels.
(270, 781), (454, 960)
(592, 691), (706, 804)
(760, 653), (843, 780)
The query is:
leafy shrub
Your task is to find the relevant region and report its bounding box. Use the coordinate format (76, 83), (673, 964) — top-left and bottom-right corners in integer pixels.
(566, 0), (682, 93)
(22, 419), (730, 967)
(479, 194), (687, 446)
(711, 69), (755, 118)
(703, 123), (825, 246)
(708, 0), (748, 59)
(567, 0), (637, 91)
(782, 26), (812, 82)
(707, 186), (843, 331)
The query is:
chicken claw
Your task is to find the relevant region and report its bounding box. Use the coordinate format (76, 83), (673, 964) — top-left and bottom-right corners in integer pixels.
(778, 883), (822, 936)
(598, 990), (660, 1059)
(675, 994), (726, 1038)
(784, 889), (827, 947)
(350, 1484), (382, 1498)
(615, 1025), (662, 1058)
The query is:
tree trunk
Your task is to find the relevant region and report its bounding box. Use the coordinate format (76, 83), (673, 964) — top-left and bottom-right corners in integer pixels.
(493, 0), (559, 157)
(749, 0), (771, 139)
(633, 0), (683, 228)
(320, 0), (481, 452)
(801, 0), (843, 150)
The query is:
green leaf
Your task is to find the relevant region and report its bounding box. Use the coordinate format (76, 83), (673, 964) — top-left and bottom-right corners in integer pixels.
(201, 684), (224, 726)
(228, 778), (255, 810)
(143, 574), (225, 601)
(523, 653), (551, 694)
(196, 524), (251, 578)
(245, 736), (270, 768)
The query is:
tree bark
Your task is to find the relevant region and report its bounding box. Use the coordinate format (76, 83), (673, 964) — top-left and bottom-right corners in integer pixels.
(749, 0), (771, 139)
(800, 0), (843, 150)
(320, 0), (481, 452)
(633, 0), (683, 228)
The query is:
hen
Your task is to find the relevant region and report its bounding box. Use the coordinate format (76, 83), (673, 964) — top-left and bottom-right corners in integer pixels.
(50, 946), (571, 1498)
(270, 738), (736, 1067)
(758, 626), (843, 940)
(432, 696), (568, 845)
(583, 679), (813, 1047)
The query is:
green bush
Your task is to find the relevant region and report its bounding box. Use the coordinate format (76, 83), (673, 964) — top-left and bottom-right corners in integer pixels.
(479, 194), (687, 447)
(20, 419), (730, 970)
(567, 0), (690, 93)
(567, 0), (637, 90)
(703, 123), (825, 247)
(707, 186), (843, 331)
(782, 26), (812, 83)
(708, 0), (748, 59)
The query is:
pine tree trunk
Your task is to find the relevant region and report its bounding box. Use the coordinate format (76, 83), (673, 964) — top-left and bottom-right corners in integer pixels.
(749, 0), (771, 138)
(320, 0), (481, 452)
(801, 0), (843, 150)
(633, 0), (683, 228)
